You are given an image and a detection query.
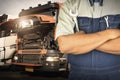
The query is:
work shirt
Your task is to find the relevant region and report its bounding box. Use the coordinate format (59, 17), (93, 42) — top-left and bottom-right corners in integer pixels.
(56, 0), (120, 80)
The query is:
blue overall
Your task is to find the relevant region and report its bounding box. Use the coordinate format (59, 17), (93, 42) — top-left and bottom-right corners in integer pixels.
(68, 15), (120, 80)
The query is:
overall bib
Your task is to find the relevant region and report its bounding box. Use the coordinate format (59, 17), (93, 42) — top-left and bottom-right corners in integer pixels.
(68, 14), (120, 80)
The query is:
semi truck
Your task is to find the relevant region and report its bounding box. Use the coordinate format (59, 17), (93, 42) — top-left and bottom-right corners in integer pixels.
(10, 2), (68, 72)
(0, 14), (17, 67)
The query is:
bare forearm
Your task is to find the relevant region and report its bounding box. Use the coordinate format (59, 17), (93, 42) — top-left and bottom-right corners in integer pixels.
(57, 30), (111, 54)
(96, 37), (120, 54)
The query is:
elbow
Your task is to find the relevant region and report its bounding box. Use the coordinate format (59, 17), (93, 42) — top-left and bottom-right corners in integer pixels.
(57, 36), (69, 53)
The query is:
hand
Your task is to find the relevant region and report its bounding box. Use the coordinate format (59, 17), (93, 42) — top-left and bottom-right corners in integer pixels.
(106, 29), (120, 39)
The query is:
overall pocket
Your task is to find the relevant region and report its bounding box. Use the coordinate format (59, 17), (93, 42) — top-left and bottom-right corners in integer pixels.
(77, 17), (92, 33)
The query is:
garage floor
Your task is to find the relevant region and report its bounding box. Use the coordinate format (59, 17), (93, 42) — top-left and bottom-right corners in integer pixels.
(0, 67), (68, 80)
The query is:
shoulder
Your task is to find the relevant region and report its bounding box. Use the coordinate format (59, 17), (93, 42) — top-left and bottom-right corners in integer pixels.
(62, 0), (81, 8)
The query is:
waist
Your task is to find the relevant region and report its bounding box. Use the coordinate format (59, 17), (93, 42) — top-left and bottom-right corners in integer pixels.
(68, 50), (120, 68)
(71, 65), (120, 74)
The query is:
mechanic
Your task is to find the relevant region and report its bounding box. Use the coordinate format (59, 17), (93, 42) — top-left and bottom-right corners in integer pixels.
(55, 0), (120, 80)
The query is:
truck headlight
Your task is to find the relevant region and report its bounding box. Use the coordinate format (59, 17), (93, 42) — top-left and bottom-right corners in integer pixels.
(19, 19), (33, 28)
(46, 57), (59, 62)
(13, 55), (18, 61)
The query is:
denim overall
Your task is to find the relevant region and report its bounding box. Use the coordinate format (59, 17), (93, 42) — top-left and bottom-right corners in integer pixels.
(68, 15), (120, 80)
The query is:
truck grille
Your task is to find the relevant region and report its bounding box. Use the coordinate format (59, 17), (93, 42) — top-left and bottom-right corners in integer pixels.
(18, 54), (43, 64)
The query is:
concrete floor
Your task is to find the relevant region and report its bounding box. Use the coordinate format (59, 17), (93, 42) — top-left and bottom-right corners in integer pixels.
(0, 67), (68, 80)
